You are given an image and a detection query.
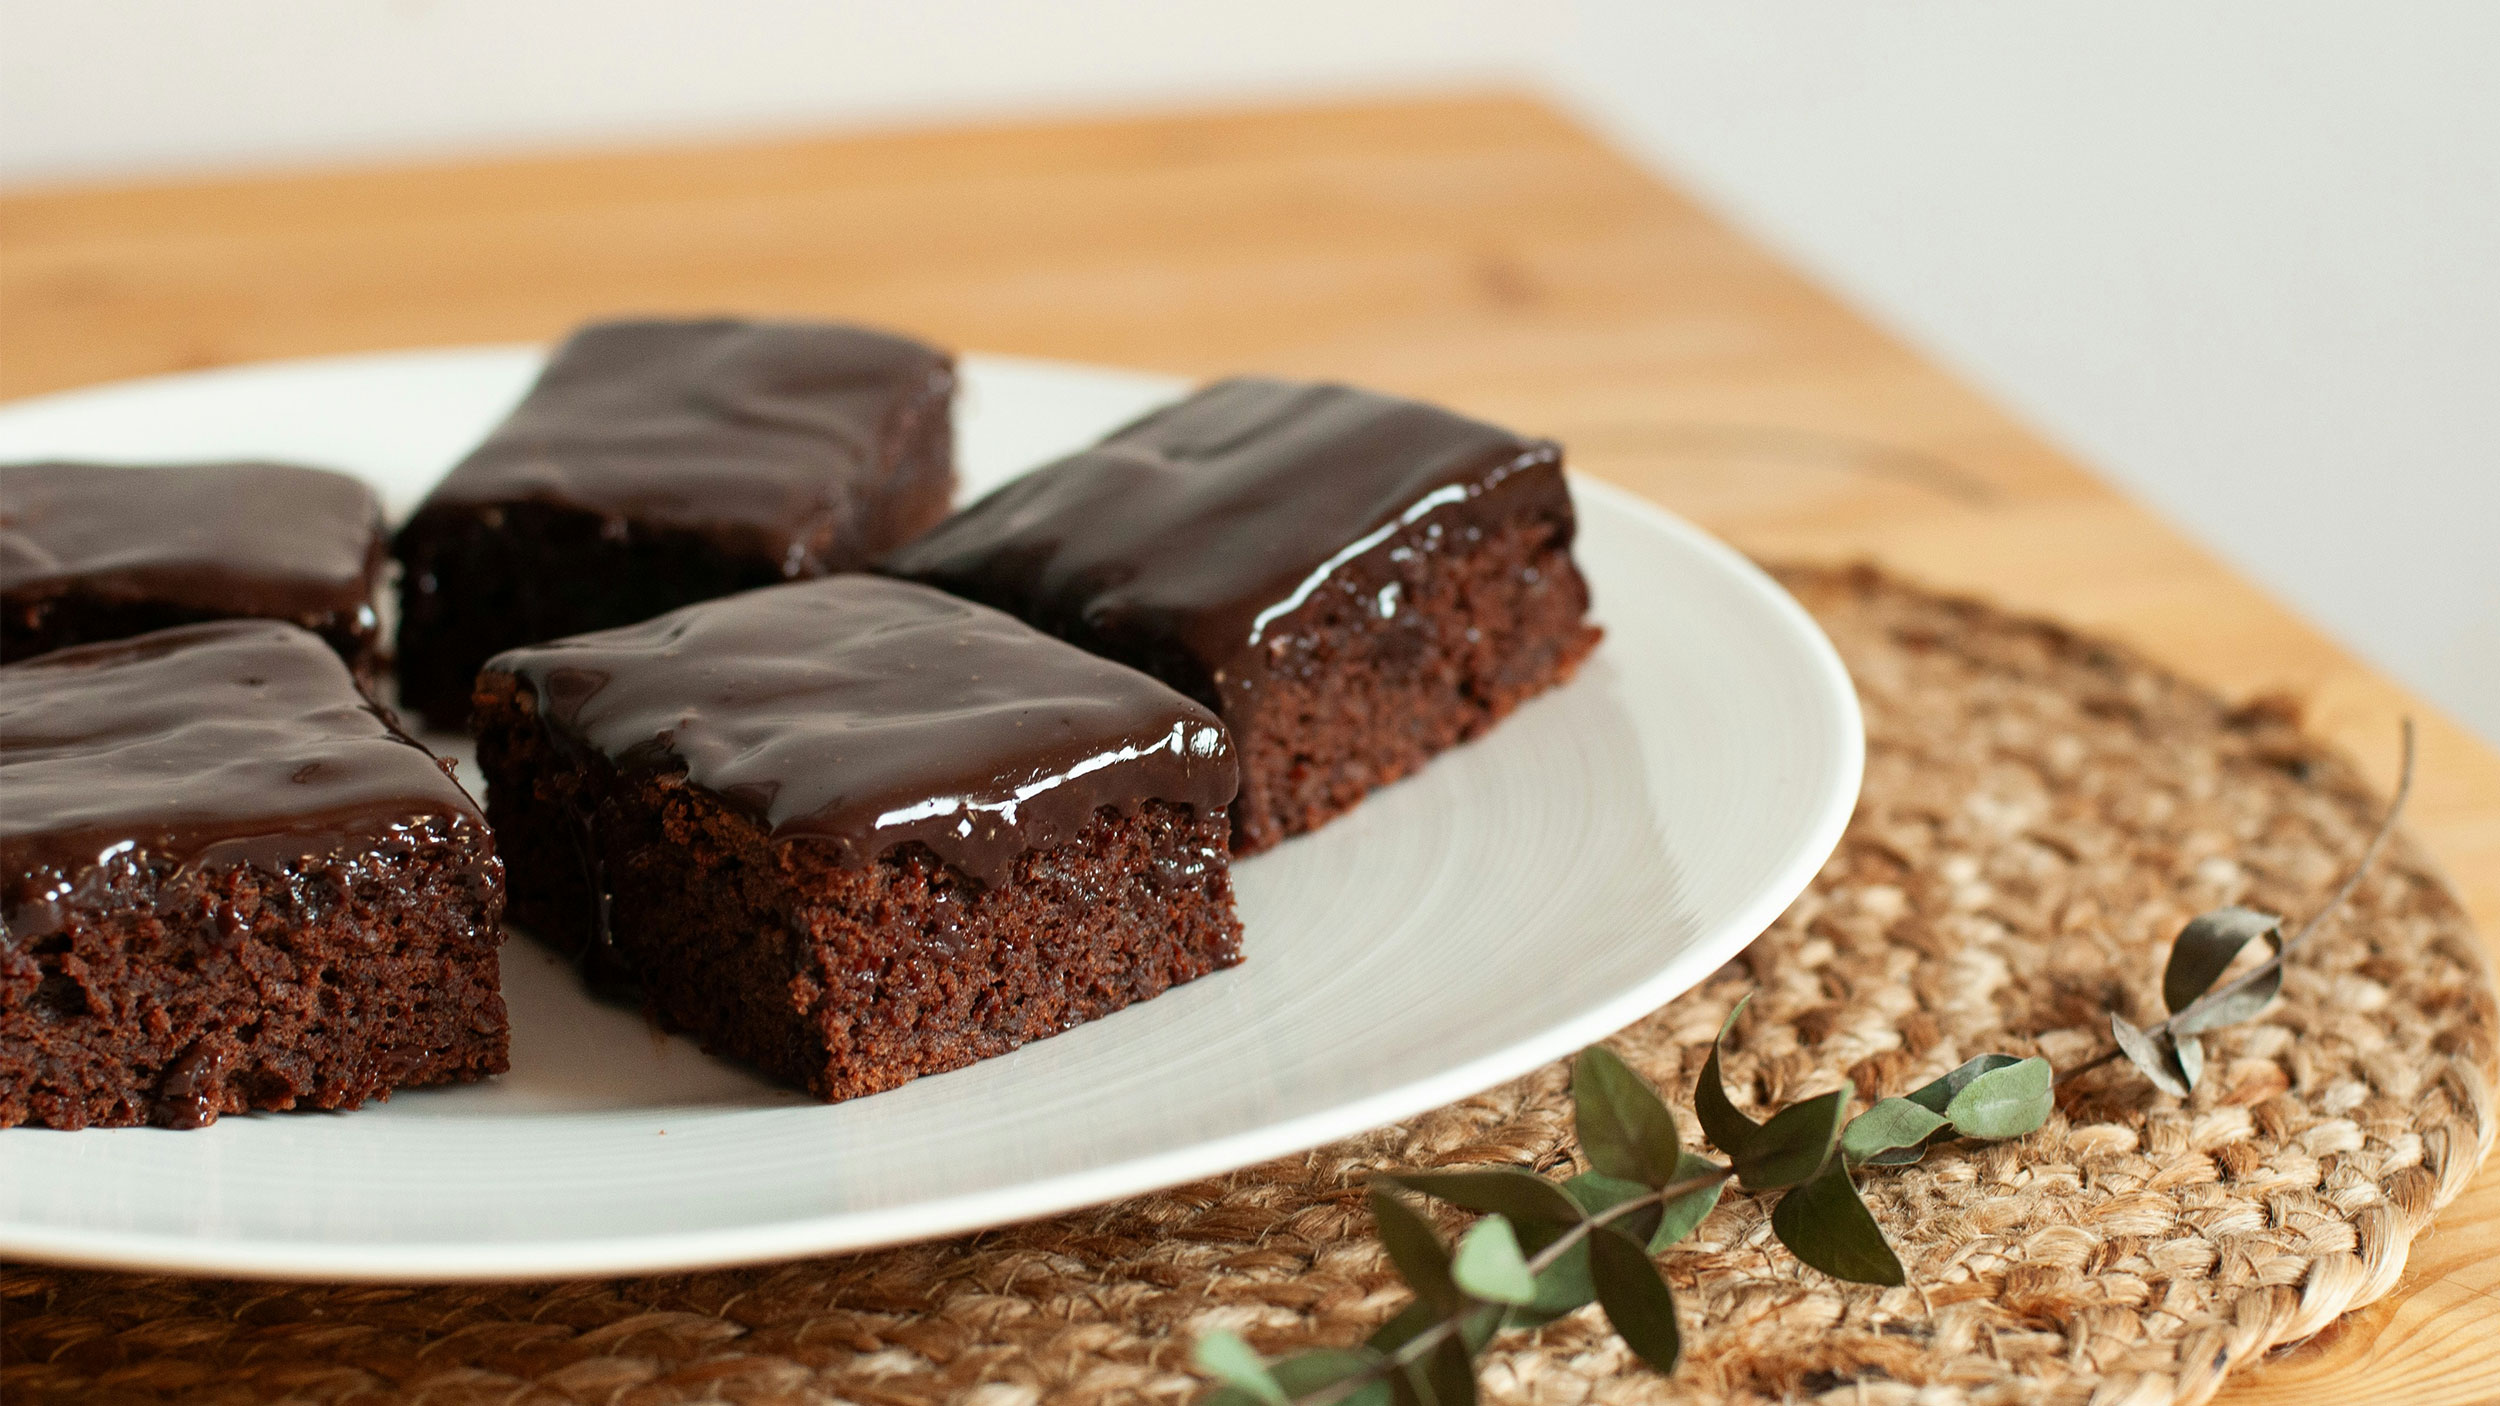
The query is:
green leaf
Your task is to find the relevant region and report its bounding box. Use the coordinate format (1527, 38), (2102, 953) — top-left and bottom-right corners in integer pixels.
(1770, 1160), (1906, 1286)
(2109, 1011), (2193, 1097)
(1272, 1348), (1391, 1405)
(1841, 1097), (1951, 1166)
(1694, 997), (1763, 1158)
(1370, 1187), (1462, 1312)
(1561, 1170), (1648, 1216)
(1900, 1053), (2026, 1115)
(1571, 1045), (1685, 1188)
(1733, 1088), (1848, 1191)
(1495, 1236), (1594, 1329)
(1421, 1333), (1479, 1406)
(2175, 1031), (2205, 1091)
(1195, 1330), (1288, 1405)
(1450, 1216), (1538, 1306)
(2163, 906), (2283, 1019)
(1365, 1300), (1440, 1356)
(1941, 1056), (2053, 1141)
(1587, 1226), (1682, 1374)
(1650, 1154), (1726, 1250)
(1383, 1167), (1583, 1231)
(1561, 1170), (1662, 1247)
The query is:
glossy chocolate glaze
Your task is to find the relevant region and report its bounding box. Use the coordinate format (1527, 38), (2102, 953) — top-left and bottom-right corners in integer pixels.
(878, 377), (1579, 718)
(482, 576), (1238, 887)
(0, 621), (491, 934)
(0, 461), (385, 657)
(402, 318), (956, 567)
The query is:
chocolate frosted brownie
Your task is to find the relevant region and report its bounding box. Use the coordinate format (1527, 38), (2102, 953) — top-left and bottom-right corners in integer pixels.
(393, 317), (957, 729)
(881, 377), (1601, 853)
(1, 621), (508, 1129)
(472, 576), (1240, 1102)
(0, 460), (386, 677)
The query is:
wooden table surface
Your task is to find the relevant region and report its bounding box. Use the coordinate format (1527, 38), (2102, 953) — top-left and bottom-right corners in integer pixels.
(3, 93), (2493, 1403)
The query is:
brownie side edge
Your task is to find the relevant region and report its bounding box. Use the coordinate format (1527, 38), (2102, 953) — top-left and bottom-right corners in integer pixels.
(472, 672), (1242, 1102)
(0, 821), (509, 1130)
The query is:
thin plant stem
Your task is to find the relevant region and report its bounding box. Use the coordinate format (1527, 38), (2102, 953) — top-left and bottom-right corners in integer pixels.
(2058, 718), (2417, 1086)
(1295, 1166), (1736, 1406)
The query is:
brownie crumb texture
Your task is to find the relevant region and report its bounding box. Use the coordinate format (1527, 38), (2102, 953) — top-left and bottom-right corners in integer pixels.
(1, 621), (509, 1129)
(2, 826), (510, 1129)
(391, 318), (957, 730)
(475, 675), (1241, 1102)
(1225, 505), (1599, 853)
(880, 377), (1603, 854)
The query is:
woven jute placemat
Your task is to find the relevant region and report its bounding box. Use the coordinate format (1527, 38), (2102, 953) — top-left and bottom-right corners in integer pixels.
(4, 563), (2494, 1406)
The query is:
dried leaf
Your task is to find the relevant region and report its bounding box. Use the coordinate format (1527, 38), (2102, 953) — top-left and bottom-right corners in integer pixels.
(1450, 1216), (1537, 1305)
(1588, 1227), (1682, 1373)
(1385, 1168), (1583, 1232)
(2174, 1031), (2205, 1091)
(2171, 928), (2287, 1035)
(1941, 1056), (2053, 1140)
(1771, 1160), (1906, 1286)
(2109, 1011), (2193, 1098)
(1371, 1187), (1462, 1312)
(1694, 996), (1763, 1157)
(2164, 906), (2282, 1015)
(1196, 1331), (1288, 1405)
(1572, 1045), (1685, 1189)
(1841, 1097), (1951, 1166)
(1734, 1088), (1849, 1191)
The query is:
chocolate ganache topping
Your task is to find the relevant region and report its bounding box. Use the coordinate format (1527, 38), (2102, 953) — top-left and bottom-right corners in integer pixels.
(482, 576), (1238, 886)
(878, 377), (1577, 713)
(0, 460), (385, 621)
(0, 621), (489, 930)
(404, 318), (956, 568)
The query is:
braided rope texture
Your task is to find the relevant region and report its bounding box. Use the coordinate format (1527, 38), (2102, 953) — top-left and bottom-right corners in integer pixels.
(4, 563), (2492, 1406)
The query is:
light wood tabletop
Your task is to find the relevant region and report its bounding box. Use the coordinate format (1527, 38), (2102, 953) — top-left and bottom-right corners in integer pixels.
(3, 92), (2492, 1403)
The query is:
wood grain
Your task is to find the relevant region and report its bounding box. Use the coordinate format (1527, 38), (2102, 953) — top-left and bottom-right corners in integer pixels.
(2, 92), (2492, 1402)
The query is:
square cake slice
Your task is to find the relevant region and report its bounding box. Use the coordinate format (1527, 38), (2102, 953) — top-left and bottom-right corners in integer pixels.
(393, 317), (958, 729)
(471, 575), (1242, 1103)
(880, 377), (1602, 853)
(0, 621), (508, 1129)
(1, 460), (387, 678)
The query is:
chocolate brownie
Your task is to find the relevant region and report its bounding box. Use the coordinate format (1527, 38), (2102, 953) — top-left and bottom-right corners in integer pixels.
(471, 576), (1240, 1102)
(1, 621), (507, 1129)
(393, 317), (958, 729)
(881, 377), (1601, 853)
(0, 460), (387, 677)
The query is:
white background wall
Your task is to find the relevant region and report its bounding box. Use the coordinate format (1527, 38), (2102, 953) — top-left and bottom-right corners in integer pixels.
(5, 1), (2494, 745)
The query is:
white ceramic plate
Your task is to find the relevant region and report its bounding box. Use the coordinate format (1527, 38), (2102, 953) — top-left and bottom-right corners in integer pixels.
(0, 348), (1861, 1280)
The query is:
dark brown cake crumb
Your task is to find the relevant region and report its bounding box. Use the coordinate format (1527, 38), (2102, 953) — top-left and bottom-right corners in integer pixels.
(881, 376), (1600, 853)
(391, 318), (957, 730)
(471, 576), (1242, 1102)
(1, 621), (508, 1129)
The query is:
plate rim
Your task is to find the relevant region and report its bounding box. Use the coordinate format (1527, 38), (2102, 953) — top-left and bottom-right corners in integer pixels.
(0, 350), (1863, 1281)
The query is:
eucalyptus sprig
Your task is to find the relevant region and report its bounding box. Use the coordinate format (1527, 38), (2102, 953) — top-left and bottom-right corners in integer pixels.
(1198, 1031), (2050, 1405)
(2065, 719), (2416, 1097)
(1196, 723), (2415, 1404)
